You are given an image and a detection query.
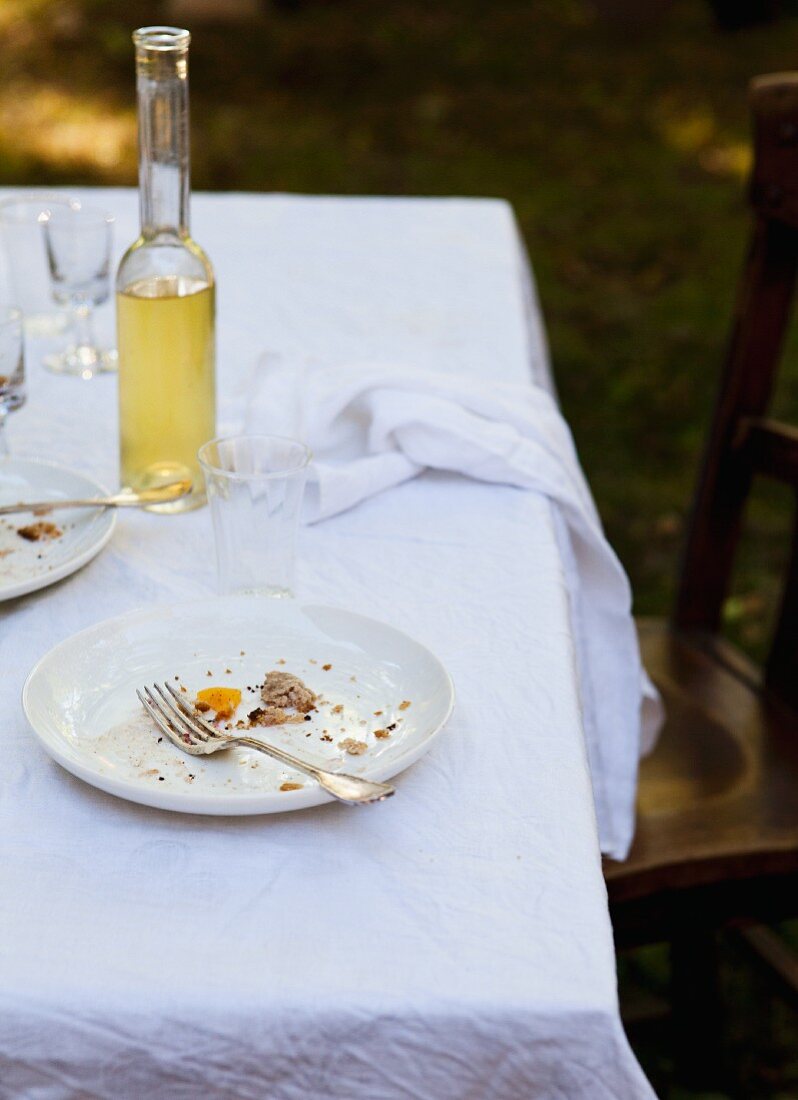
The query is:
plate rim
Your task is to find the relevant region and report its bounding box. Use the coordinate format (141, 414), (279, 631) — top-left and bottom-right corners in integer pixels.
(22, 596), (456, 816)
(0, 456), (117, 601)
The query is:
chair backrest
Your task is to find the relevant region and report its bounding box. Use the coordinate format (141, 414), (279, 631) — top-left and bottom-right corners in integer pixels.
(675, 73), (798, 707)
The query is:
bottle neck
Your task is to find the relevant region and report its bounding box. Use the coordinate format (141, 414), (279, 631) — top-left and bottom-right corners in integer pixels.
(136, 44), (190, 238)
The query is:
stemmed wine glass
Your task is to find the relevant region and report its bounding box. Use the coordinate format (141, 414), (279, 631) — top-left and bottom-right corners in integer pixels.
(0, 307), (25, 456)
(0, 194), (77, 336)
(42, 206), (118, 379)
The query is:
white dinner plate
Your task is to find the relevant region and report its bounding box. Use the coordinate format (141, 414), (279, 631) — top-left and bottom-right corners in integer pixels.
(0, 457), (116, 601)
(23, 596), (455, 814)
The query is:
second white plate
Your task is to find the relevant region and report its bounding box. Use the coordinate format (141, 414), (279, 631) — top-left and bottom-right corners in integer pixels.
(23, 596), (455, 814)
(0, 457), (116, 601)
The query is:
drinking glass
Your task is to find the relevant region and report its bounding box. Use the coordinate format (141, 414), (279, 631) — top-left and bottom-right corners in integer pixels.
(199, 435), (311, 597)
(0, 194), (76, 335)
(0, 307), (25, 456)
(42, 206), (118, 379)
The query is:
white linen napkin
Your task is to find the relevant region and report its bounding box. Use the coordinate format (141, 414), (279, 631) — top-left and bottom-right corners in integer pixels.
(245, 360), (663, 859)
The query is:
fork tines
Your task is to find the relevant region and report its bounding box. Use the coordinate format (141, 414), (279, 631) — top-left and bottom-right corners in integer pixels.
(137, 682), (227, 755)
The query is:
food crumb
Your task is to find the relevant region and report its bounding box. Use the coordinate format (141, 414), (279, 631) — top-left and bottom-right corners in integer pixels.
(320, 734), (333, 742)
(280, 782), (303, 791)
(350, 675), (357, 682)
(322, 664), (332, 671)
(225, 668), (232, 674)
(277, 658), (286, 665)
(206, 670), (213, 677)
(248, 705), (286, 727)
(17, 521), (62, 542)
(374, 710), (383, 716)
(339, 738), (368, 755)
(261, 670), (317, 713)
(309, 659), (317, 665)
(399, 700), (411, 710)
(374, 729), (390, 739)
(331, 704), (344, 715)
(158, 776), (165, 781)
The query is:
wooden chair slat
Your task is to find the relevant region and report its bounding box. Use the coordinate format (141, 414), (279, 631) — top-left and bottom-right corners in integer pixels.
(674, 217), (798, 634)
(738, 417), (798, 485)
(750, 73), (798, 230)
(766, 504), (798, 707)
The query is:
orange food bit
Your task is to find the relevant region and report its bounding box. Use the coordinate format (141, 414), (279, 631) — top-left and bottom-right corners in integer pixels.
(196, 686), (242, 719)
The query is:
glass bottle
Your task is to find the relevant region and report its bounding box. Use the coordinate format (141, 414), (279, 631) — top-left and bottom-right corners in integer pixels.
(117, 26), (215, 513)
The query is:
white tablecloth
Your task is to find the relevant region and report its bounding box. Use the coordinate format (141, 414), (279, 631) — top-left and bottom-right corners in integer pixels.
(0, 189), (653, 1099)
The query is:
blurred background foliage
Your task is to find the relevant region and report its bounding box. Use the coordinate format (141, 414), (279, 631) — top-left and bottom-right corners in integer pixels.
(3, 3), (798, 1091)
(3, 0), (798, 648)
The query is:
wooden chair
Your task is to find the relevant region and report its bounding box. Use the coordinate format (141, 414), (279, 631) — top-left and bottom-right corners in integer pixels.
(604, 73), (798, 1087)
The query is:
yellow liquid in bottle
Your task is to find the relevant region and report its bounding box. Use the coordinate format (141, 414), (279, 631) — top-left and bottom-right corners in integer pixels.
(117, 275), (215, 512)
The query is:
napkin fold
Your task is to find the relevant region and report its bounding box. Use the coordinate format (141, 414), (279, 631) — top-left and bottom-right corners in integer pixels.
(245, 360), (663, 859)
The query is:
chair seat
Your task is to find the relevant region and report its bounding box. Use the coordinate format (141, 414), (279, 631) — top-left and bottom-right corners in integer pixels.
(605, 620), (798, 914)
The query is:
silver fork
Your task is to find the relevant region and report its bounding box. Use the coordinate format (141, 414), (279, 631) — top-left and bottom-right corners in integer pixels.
(136, 682), (395, 805)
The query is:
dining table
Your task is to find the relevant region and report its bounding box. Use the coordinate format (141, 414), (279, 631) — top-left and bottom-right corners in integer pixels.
(0, 187), (655, 1099)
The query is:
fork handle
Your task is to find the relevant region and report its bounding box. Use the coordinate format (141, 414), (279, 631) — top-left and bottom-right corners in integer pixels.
(0, 498), (108, 516)
(233, 734), (383, 800)
(235, 735), (326, 781)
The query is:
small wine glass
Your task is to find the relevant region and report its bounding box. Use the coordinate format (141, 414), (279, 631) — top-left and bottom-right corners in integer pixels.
(0, 194), (78, 336)
(42, 206), (118, 379)
(0, 306), (25, 456)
